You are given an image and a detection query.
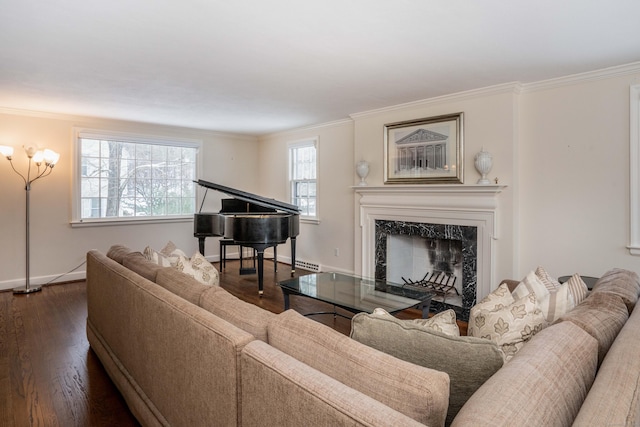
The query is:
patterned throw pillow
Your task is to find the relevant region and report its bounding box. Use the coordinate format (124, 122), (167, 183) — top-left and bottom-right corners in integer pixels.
(468, 292), (546, 362)
(143, 246), (173, 267)
(535, 266), (561, 291)
(175, 252), (219, 286)
(564, 273), (589, 306)
(513, 270), (575, 323)
(467, 283), (514, 337)
(143, 242), (188, 268)
(372, 307), (460, 336)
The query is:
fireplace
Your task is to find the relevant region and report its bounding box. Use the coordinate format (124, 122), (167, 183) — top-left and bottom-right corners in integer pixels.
(375, 220), (477, 320)
(355, 184), (505, 322)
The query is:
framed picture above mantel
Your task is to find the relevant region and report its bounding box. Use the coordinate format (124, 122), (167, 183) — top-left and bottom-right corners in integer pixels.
(383, 112), (464, 184)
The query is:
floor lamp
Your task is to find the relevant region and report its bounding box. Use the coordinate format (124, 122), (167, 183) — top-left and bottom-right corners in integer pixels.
(0, 145), (60, 294)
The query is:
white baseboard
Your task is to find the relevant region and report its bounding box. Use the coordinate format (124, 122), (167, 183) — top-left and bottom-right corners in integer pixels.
(0, 270), (87, 292)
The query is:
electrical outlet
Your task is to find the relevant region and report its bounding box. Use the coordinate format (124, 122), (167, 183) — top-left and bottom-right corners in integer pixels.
(334, 248), (339, 257)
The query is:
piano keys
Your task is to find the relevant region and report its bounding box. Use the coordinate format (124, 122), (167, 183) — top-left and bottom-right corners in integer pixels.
(193, 179), (300, 295)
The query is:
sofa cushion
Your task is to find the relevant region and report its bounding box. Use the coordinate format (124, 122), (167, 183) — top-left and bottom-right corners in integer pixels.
(268, 309), (450, 427)
(573, 300), (640, 426)
(122, 252), (164, 282)
(370, 307), (460, 336)
(564, 273), (589, 306)
(556, 291), (629, 365)
(468, 292), (546, 362)
(175, 253), (219, 286)
(240, 340), (425, 427)
(155, 267), (211, 305)
(106, 244), (133, 264)
(591, 268), (640, 314)
(199, 286), (274, 342)
(451, 321), (598, 427)
(351, 309), (502, 425)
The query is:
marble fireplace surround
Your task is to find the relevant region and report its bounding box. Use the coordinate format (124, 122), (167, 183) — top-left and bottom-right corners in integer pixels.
(354, 185), (505, 319)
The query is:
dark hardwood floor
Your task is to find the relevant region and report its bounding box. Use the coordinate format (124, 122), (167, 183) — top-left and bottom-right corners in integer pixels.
(0, 259), (456, 426)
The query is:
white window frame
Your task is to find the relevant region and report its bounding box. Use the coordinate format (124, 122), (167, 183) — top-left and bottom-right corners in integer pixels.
(630, 84), (640, 254)
(71, 128), (202, 227)
(288, 137), (319, 223)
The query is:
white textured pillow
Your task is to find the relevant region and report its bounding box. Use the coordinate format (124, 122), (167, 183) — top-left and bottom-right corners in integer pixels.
(372, 308), (460, 336)
(175, 252), (219, 286)
(535, 266), (561, 291)
(468, 292), (546, 362)
(513, 270), (575, 322)
(144, 242), (188, 268)
(143, 246), (173, 267)
(564, 273), (589, 306)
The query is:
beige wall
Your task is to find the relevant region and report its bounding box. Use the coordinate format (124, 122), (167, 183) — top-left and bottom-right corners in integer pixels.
(0, 111), (258, 290)
(258, 120), (355, 273)
(519, 71), (640, 278)
(3, 63), (640, 291)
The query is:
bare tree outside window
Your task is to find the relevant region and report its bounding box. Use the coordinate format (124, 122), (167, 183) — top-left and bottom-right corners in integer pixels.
(79, 136), (197, 220)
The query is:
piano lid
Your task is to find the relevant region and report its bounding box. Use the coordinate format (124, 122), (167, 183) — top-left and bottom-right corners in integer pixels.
(195, 179), (301, 215)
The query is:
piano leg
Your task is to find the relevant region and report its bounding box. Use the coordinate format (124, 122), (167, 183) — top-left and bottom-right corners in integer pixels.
(290, 237), (296, 277)
(198, 237), (206, 256)
(257, 250), (265, 296)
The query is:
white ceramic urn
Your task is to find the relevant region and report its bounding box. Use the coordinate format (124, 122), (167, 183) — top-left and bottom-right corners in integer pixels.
(474, 148), (493, 185)
(356, 160), (369, 186)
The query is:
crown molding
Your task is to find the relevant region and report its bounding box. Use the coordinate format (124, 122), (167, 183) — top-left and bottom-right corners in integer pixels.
(521, 61), (640, 93)
(0, 106), (258, 141)
(259, 117), (354, 140)
(349, 82), (523, 120)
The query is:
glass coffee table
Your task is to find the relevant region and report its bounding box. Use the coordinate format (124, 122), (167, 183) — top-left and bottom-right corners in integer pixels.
(278, 272), (433, 319)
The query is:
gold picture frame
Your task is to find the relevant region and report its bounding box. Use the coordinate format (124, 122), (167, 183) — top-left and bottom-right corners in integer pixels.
(384, 112), (464, 184)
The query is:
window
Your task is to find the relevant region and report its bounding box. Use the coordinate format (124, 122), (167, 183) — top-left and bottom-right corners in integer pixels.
(73, 129), (200, 224)
(289, 138), (317, 218)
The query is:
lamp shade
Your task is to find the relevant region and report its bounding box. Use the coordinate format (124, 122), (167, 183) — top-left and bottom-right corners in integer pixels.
(43, 149), (60, 165)
(0, 145), (14, 158)
(32, 150), (44, 164)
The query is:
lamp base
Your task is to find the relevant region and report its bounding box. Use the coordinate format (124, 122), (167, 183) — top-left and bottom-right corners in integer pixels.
(13, 285), (42, 294)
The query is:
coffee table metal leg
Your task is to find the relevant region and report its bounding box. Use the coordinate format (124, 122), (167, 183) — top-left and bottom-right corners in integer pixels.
(282, 288), (290, 311)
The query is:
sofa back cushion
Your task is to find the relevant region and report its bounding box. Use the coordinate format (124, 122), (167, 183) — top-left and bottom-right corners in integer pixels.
(155, 267), (211, 305)
(351, 310), (503, 425)
(267, 309), (450, 427)
(591, 268), (640, 313)
(573, 301), (640, 426)
(122, 252), (164, 282)
(199, 286), (274, 342)
(106, 244), (133, 264)
(240, 340), (425, 427)
(452, 321), (598, 427)
(556, 291), (629, 365)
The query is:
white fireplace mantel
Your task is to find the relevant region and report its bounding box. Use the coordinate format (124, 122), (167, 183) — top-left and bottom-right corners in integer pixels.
(354, 184), (507, 303)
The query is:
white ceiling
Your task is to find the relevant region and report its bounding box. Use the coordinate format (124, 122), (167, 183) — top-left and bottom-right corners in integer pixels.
(1, 1), (640, 135)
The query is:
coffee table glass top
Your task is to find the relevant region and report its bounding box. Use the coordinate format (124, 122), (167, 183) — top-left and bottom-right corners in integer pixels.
(278, 272), (433, 316)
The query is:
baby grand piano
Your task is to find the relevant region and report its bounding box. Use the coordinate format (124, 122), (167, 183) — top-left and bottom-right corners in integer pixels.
(193, 179), (300, 295)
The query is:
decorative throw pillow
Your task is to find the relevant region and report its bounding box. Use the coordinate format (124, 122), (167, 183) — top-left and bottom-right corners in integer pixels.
(513, 270), (575, 322)
(144, 242), (188, 268)
(468, 292), (546, 362)
(535, 266), (561, 291)
(468, 283), (514, 337)
(564, 273), (589, 306)
(175, 252), (219, 286)
(143, 246), (173, 267)
(372, 307), (460, 336)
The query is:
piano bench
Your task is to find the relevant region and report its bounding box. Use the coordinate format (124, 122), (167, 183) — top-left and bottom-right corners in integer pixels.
(219, 239), (278, 273)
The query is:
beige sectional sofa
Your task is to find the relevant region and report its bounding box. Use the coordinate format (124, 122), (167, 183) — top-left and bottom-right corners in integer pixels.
(87, 246), (449, 426)
(87, 245), (640, 426)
